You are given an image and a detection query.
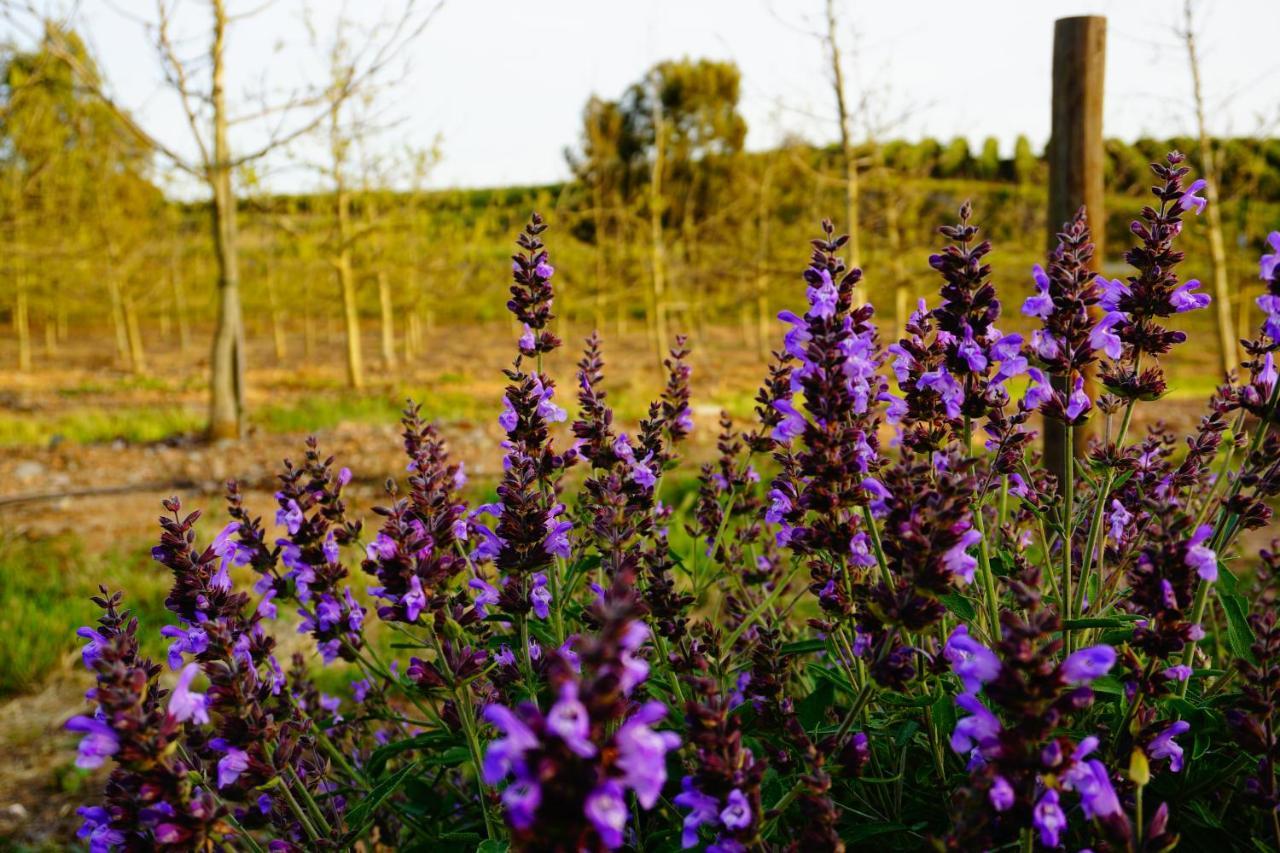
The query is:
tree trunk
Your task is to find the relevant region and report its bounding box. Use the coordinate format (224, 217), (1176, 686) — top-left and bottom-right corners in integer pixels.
(44, 313), (57, 357)
(336, 186), (364, 390)
(1184, 1), (1238, 377)
(124, 291), (146, 374)
(15, 280), (30, 372)
(207, 0), (245, 440)
(170, 251), (191, 356)
(378, 269), (396, 370)
(107, 274), (129, 362)
(266, 265), (287, 363)
(825, 0), (860, 287)
(1046, 15), (1106, 472)
(649, 100), (669, 366)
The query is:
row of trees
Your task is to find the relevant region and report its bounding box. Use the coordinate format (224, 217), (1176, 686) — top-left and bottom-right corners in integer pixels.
(1, 3), (1276, 439)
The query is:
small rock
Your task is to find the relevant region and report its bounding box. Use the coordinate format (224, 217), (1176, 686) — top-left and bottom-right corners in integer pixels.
(14, 461), (45, 481)
(5, 803), (28, 819)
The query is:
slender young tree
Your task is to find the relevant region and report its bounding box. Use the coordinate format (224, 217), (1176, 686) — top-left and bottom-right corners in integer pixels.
(1181, 0), (1238, 376)
(13, 0), (434, 436)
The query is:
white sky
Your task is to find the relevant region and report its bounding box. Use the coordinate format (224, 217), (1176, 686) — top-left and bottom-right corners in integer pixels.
(14, 0), (1279, 193)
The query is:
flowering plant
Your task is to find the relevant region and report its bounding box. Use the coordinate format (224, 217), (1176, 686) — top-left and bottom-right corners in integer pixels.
(70, 155), (1280, 850)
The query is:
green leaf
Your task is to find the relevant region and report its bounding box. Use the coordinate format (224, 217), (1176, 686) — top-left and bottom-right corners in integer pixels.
(797, 679), (835, 731)
(1090, 675), (1124, 697)
(366, 731), (455, 778)
(423, 745), (472, 767)
(780, 638), (828, 656)
(1062, 617), (1138, 630)
(344, 761), (419, 840)
(939, 592), (977, 621)
(477, 841), (510, 853)
(1219, 592), (1256, 663)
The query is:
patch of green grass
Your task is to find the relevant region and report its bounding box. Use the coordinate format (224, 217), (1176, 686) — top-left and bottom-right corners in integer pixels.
(252, 388), (484, 434)
(0, 535), (170, 697)
(0, 406), (204, 448)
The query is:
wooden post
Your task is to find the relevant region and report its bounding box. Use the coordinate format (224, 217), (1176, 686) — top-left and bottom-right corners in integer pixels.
(1045, 15), (1106, 474)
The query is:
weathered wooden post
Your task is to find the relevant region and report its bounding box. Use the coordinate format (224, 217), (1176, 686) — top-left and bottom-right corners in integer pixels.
(1045, 15), (1106, 477)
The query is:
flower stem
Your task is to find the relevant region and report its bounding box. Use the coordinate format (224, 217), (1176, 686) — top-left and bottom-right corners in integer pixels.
(1062, 422), (1075, 654)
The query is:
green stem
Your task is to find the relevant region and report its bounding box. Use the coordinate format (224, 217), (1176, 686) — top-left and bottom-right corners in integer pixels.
(860, 505), (893, 588)
(971, 507), (1001, 641)
(456, 687), (499, 840)
(275, 776), (322, 843)
(1062, 422), (1075, 654)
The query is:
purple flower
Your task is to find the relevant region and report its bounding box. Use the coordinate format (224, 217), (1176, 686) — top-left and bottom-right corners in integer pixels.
(1030, 329), (1060, 360)
(1066, 374), (1091, 421)
(65, 715), (119, 769)
(159, 625), (208, 671)
(989, 775), (1014, 812)
(1147, 720), (1191, 771)
(402, 575), (427, 622)
(481, 704), (539, 784)
(674, 777), (720, 847)
(1063, 759), (1122, 819)
(1261, 231), (1280, 280)
(917, 368), (963, 418)
(942, 527), (982, 584)
(76, 805), (124, 852)
(214, 742), (250, 788)
(1023, 264), (1054, 319)
(1033, 789), (1067, 847)
(1180, 178), (1207, 214)
(944, 626), (1000, 692)
(75, 627), (104, 669)
(951, 693), (1001, 753)
(1170, 279), (1210, 312)
(169, 663), (209, 725)
(584, 780), (629, 849)
(257, 589), (278, 620)
(615, 701), (680, 809)
(1060, 645), (1115, 684)
(1099, 276), (1131, 311)
(1090, 311), (1126, 359)
(771, 398), (806, 442)
(502, 780), (542, 830)
(1259, 352), (1278, 391)
(499, 396), (519, 432)
(469, 578), (500, 617)
(276, 499), (303, 535)
(518, 324), (536, 353)
(807, 268), (837, 319)
(530, 573), (552, 619)
(1107, 499), (1132, 542)
(957, 328), (988, 372)
(1185, 524), (1218, 581)
(720, 788), (752, 830)
(1023, 368), (1053, 409)
(778, 310), (812, 360)
(1162, 665), (1192, 682)
(545, 511), (573, 559)
(546, 682), (596, 758)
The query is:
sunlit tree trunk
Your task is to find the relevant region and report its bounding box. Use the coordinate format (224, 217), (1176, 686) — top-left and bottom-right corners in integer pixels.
(266, 261), (287, 363)
(124, 290), (146, 374)
(15, 277), (31, 372)
(207, 0), (246, 439)
(755, 162), (773, 360)
(1183, 0), (1238, 376)
(170, 247), (190, 356)
(825, 0), (860, 286)
(378, 269), (396, 370)
(107, 273), (129, 362)
(648, 102), (669, 365)
(336, 183), (364, 390)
